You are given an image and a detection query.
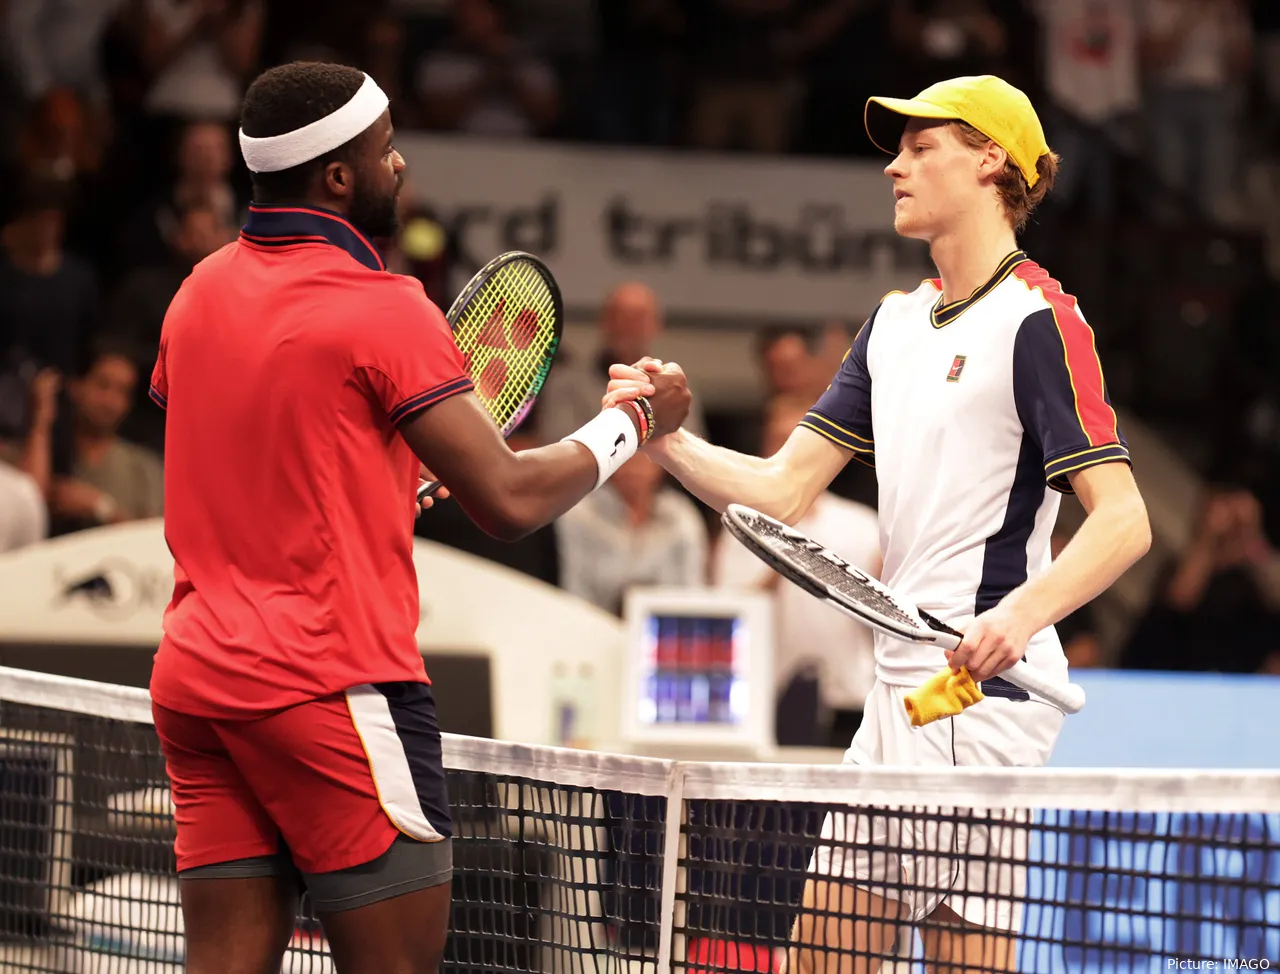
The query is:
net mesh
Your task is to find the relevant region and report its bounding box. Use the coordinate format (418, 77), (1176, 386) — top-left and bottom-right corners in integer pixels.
(450, 257), (559, 435)
(2, 667), (1279, 974)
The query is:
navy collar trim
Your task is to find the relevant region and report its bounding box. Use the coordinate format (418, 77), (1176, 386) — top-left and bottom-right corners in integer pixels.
(240, 204), (385, 272)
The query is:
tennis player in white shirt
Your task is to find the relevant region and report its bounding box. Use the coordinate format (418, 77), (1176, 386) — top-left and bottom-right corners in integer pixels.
(605, 76), (1151, 973)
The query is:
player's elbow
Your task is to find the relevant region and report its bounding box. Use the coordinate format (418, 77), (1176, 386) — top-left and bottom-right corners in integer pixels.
(473, 503), (538, 543)
(1116, 494), (1152, 564)
(1131, 502), (1153, 559)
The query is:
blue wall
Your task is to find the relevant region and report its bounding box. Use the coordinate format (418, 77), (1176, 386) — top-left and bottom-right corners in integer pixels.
(1049, 670), (1280, 769)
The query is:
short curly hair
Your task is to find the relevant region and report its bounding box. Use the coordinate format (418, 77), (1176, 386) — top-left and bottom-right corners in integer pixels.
(239, 62), (370, 203)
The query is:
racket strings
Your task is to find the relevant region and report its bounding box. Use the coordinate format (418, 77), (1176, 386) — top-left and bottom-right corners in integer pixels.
(453, 259), (558, 433)
(745, 514), (921, 629)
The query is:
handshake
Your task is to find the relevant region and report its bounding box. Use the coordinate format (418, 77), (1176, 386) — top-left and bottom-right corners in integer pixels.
(601, 357), (692, 441)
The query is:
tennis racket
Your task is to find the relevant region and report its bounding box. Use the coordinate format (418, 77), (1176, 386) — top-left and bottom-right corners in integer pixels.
(418, 251), (564, 501)
(721, 504), (1086, 715)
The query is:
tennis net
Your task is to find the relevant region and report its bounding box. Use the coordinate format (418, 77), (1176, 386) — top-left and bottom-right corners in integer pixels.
(0, 666), (1277, 974)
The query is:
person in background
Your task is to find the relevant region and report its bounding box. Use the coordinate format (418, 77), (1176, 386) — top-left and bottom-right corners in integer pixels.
(0, 175), (98, 379)
(756, 323), (876, 509)
(0, 368), (60, 552)
(1140, 0), (1252, 223)
(592, 0), (687, 146)
(5, 0), (125, 110)
(687, 0), (802, 153)
(18, 87), (105, 185)
(712, 395), (880, 746)
(359, 12), (416, 129)
(756, 323), (851, 401)
(1030, 0), (1141, 226)
(117, 119), (240, 270)
(109, 197), (233, 451)
(556, 451), (707, 617)
(50, 342), (164, 532)
(415, 0), (558, 139)
(132, 0), (263, 121)
(539, 281), (705, 444)
(889, 0), (1013, 90)
(1121, 485), (1280, 673)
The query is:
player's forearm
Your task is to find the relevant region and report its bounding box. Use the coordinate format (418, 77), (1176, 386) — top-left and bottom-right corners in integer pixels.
(1002, 493), (1151, 636)
(647, 429), (803, 522)
(494, 442), (605, 537)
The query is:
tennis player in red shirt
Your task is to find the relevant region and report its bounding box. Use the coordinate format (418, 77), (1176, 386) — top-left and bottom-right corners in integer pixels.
(149, 61), (689, 974)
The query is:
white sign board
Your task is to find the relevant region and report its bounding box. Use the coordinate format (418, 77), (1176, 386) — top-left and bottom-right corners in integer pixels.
(397, 134), (932, 323)
(0, 522), (624, 744)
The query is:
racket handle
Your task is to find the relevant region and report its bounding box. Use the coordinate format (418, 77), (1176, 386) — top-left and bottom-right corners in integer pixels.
(929, 629), (1085, 714)
(417, 479), (444, 502)
(1001, 659), (1086, 715)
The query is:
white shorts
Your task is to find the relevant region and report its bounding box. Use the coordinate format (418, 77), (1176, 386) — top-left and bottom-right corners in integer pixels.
(810, 679), (1063, 932)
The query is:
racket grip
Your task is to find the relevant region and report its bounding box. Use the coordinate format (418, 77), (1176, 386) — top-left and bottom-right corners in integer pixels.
(1003, 660), (1086, 715)
(417, 480), (444, 502)
(930, 630), (1085, 714)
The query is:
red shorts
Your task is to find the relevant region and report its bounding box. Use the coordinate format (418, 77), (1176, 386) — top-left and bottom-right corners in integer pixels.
(154, 681), (452, 875)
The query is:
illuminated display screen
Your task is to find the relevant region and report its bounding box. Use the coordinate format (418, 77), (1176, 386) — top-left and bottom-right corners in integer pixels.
(636, 614), (749, 726)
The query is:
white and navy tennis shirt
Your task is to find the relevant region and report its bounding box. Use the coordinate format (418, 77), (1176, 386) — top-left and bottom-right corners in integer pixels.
(802, 250), (1129, 695)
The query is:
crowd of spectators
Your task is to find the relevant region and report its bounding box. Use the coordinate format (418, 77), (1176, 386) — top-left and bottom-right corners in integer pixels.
(1, 1), (1278, 725)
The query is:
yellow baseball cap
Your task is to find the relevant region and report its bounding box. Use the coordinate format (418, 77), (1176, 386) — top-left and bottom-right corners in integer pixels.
(864, 75), (1050, 187)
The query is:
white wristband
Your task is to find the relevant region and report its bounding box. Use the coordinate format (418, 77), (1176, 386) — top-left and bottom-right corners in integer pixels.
(562, 407), (639, 489)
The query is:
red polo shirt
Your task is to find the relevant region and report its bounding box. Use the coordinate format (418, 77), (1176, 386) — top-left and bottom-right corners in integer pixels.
(148, 204), (471, 718)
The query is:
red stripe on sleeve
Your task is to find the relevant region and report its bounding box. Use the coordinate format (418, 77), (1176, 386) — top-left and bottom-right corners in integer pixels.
(1013, 262), (1118, 447)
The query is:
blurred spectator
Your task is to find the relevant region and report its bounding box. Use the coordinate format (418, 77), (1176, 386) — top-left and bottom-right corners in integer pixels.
(5, 0), (125, 103)
(109, 197), (231, 347)
(416, 413), (561, 586)
(0, 363), (58, 554)
(361, 12), (416, 128)
(108, 197), (232, 450)
(1121, 486), (1280, 673)
(415, 0), (558, 138)
(795, 0), (893, 158)
(687, 0), (802, 153)
(0, 461), (46, 552)
(889, 0), (1012, 91)
(0, 366), (60, 522)
(556, 452), (707, 616)
(0, 176), (98, 379)
(19, 88), (105, 183)
(592, 0), (686, 146)
(1140, 0), (1252, 223)
(756, 322), (850, 401)
(712, 394), (880, 746)
(126, 0), (263, 121)
(538, 281), (705, 443)
(118, 119), (239, 270)
(50, 342), (163, 532)
(1031, 0), (1141, 225)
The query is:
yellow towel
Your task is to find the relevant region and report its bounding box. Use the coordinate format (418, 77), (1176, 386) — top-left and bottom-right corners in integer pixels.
(903, 666), (985, 727)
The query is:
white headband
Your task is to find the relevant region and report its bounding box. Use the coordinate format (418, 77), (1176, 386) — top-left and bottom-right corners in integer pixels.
(239, 73), (390, 173)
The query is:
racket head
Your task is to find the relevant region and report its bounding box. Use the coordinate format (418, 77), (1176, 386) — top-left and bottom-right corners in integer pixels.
(445, 251), (563, 438)
(721, 504), (956, 647)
